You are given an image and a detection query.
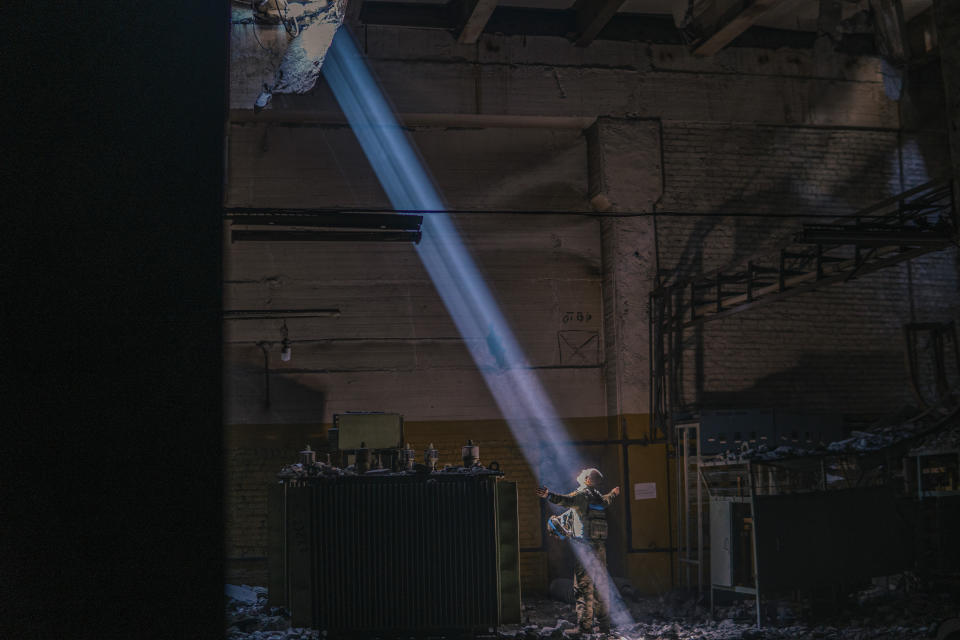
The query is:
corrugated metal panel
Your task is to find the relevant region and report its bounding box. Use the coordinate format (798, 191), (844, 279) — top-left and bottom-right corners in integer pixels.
(266, 482), (287, 609)
(287, 486), (313, 628)
(273, 473), (515, 632)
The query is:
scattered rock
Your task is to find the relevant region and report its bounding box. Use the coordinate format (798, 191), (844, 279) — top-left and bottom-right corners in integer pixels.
(223, 582), (955, 640)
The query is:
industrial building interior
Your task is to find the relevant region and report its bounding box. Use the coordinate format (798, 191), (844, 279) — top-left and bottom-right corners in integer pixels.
(218, 0), (960, 638)
(5, 0), (960, 639)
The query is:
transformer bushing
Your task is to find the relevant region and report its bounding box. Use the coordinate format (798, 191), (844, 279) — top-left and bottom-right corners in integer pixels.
(462, 439), (479, 468)
(355, 442), (370, 474)
(424, 443), (439, 471)
(398, 443), (416, 471)
(299, 444), (316, 467)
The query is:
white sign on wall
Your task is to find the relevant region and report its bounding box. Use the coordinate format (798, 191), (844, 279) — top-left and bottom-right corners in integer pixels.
(634, 482), (657, 500)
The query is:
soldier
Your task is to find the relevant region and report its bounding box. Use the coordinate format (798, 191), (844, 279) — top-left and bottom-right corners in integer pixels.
(537, 468), (621, 636)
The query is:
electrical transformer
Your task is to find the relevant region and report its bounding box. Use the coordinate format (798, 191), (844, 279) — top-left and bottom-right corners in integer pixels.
(267, 466), (521, 635)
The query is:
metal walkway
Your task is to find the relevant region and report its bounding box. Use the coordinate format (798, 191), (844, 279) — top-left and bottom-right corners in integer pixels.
(653, 178), (957, 330)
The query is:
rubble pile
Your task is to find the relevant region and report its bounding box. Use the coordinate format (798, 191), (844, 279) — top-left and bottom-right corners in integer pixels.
(277, 461), (498, 479)
(276, 461), (344, 480)
(824, 427), (922, 455)
(225, 584), (318, 640)
(224, 583), (957, 640)
(710, 402), (959, 464)
(909, 421), (960, 455)
(506, 587), (954, 640)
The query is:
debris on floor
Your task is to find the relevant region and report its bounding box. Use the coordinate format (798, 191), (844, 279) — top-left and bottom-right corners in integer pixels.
(225, 584), (318, 639)
(225, 576), (959, 640)
(226, 584), (263, 605)
(910, 420), (960, 455)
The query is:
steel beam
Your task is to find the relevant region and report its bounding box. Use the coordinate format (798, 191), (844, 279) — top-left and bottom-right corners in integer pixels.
(223, 309), (342, 319)
(231, 229), (422, 242)
(227, 210), (423, 231)
(680, 244), (952, 328)
(798, 228), (955, 246)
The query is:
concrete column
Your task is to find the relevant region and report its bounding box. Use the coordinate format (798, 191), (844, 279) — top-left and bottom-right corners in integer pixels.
(587, 117), (663, 579)
(588, 117), (663, 436)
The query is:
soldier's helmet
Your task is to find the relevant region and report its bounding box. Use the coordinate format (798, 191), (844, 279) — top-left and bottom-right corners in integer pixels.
(577, 468), (603, 487)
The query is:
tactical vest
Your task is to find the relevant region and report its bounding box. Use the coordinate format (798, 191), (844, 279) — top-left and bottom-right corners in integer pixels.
(584, 488), (608, 541)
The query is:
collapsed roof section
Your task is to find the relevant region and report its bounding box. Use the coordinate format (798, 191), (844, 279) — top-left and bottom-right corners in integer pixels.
(232, 0), (347, 110)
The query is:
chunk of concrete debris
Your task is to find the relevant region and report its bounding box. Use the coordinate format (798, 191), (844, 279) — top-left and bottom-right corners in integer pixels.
(225, 584), (260, 604)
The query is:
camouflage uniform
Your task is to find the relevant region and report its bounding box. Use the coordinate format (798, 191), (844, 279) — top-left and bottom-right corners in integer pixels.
(548, 486), (618, 633)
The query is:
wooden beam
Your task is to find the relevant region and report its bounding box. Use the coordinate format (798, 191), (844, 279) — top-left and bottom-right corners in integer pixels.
(571, 0), (628, 47)
(692, 0), (792, 57)
(456, 0), (499, 45)
(870, 0), (910, 64)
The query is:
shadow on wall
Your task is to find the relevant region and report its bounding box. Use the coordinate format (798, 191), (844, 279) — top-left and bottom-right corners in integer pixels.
(663, 136), (904, 286)
(224, 362), (326, 424)
(901, 60), (948, 134)
(659, 63), (952, 284)
(697, 349), (911, 418)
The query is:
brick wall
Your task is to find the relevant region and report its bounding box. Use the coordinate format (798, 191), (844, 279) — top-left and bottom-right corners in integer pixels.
(657, 123), (902, 278)
(225, 425), (328, 564)
(224, 446), (290, 560)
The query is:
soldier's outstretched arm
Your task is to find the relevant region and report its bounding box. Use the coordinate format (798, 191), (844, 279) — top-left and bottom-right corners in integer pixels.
(538, 485), (578, 507)
(602, 486), (621, 505)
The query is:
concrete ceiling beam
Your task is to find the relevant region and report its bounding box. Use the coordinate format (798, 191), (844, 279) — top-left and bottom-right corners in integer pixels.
(690, 0), (793, 56)
(570, 0), (629, 47)
(455, 0), (500, 45)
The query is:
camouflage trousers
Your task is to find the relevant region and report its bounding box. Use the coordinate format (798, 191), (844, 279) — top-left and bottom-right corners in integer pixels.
(573, 543), (611, 632)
